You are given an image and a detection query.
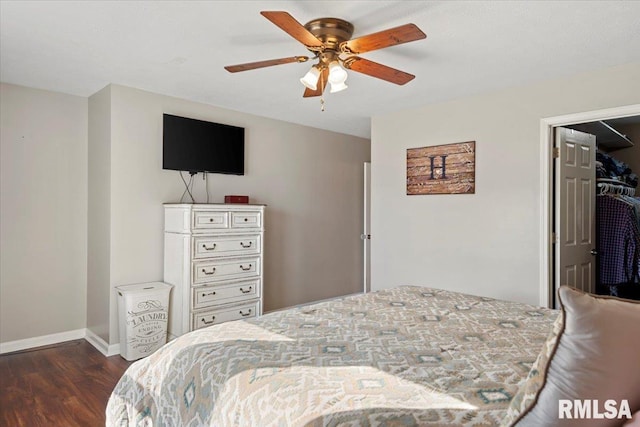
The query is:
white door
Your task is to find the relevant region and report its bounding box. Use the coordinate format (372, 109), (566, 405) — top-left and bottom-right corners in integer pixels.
(554, 127), (596, 304)
(362, 162), (371, 292)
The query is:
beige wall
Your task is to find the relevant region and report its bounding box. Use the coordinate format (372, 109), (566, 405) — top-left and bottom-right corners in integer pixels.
(610, 124), (640, 179)
(89, 85), (370, 345)
(371, 62), (640, 306)
(0, 83), (88, 343)
(87, 86), (111, 343)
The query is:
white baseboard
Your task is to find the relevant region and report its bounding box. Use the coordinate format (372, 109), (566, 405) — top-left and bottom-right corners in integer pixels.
(85, 329), (120, 357)
(0, 328), (86, 354)
(0, 328), (121, 357)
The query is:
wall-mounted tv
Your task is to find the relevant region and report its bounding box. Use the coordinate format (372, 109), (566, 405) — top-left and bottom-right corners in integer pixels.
(163, 114), (244, 175)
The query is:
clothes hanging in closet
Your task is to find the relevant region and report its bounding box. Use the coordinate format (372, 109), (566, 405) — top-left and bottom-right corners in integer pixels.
(597, 194), (640, 298)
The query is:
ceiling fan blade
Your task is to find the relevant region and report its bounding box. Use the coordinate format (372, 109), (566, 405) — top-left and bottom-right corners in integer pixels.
(303, 67), (329, 97)
(261, 11), (324, 49)
(341, 23), (426, 54)
(225, 56), (309, 73)
(344, 57), (415, 85)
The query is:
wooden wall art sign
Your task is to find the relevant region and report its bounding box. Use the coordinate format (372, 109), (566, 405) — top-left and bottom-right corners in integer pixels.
(406, 141), (475, 195)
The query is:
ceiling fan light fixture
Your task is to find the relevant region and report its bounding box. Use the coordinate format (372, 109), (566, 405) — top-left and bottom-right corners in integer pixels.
(300, 66), (321, 90)
(329, 81), (348, 93)
(328, 61), (348, 84)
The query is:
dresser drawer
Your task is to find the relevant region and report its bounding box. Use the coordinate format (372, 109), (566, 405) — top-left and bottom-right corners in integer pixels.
(231, 211), (262, 228)
(193, 279), (260, 309)
(193, 211), (229, 230)
(192, 301), (259, 330)
(193, 256), (260, 284)
(193, 234), (261, 259)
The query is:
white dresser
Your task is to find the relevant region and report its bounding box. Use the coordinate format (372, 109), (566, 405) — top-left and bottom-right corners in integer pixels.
(163, 203), (265, 338)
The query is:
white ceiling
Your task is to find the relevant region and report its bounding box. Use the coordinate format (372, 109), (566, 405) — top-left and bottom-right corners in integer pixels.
(2, 1), (639, 138)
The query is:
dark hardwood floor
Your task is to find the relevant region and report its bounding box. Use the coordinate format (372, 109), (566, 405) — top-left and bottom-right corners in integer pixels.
(0, 339), (131, 426)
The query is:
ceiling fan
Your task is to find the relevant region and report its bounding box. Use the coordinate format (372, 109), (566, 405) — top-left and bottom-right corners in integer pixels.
(225, 11), (426, 100)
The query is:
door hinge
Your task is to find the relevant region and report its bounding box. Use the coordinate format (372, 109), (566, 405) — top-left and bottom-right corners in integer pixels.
(553, 147), (560, 158)
(551, 232), (557, 243)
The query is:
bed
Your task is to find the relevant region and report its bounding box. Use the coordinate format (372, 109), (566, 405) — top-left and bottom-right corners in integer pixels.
(106, 286), (557, 426)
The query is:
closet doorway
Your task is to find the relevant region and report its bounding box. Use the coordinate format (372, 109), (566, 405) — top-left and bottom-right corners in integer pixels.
(542, 106), (640, 308)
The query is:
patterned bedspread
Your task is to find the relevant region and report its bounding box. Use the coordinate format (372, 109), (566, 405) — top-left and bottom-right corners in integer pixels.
(106, 286), (557, 426)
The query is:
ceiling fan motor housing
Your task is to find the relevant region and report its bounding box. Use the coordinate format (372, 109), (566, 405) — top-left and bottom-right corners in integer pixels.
(304, 18), (354, 52)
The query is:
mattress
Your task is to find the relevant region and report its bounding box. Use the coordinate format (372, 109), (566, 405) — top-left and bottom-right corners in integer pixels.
(106, 286), (557, 426)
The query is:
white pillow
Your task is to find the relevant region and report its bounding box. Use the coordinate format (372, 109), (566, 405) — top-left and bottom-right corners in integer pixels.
(503, 286), (640, 426)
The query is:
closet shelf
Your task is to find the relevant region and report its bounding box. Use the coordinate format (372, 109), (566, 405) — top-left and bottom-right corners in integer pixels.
(567, 120), (633, 151)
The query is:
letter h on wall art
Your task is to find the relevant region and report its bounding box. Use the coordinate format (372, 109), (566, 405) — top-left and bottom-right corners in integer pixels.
(406, 141), (475, 195)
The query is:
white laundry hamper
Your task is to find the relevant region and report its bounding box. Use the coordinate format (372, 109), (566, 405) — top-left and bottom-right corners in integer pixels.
(116, 282), (173, 361)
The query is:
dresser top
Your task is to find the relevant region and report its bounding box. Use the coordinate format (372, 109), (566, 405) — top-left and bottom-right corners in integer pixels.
(164, 203), (266, 208)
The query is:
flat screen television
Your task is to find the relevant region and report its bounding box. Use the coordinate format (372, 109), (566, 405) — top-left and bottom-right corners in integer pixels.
(163, 114), (245, 175)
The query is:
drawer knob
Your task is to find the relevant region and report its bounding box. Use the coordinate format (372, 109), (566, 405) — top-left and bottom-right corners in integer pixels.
(239, 264), (252, 271)
(240, 242), (252, 248)
(201, 316), (216, 325)
(244, 218), (248, 222)
(202, 268), (216, 275)
(203, 291), (216, 297)
(209, 218), (214, 222)
(202, 243), (217, 251)
(239, 309), (252, 317)
(239, 286), (252, 294)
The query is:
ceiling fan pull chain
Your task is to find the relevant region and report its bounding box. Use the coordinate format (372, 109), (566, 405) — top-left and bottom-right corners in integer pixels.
(320, 67), (326, 111)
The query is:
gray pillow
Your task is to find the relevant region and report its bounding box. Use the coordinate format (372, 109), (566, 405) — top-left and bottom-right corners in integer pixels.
(505, 286), (640, 426)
